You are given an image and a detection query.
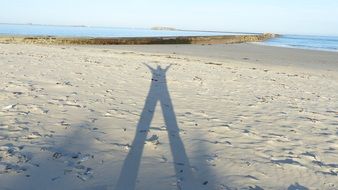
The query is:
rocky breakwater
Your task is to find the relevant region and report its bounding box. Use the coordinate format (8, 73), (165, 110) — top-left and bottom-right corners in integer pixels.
(0, 33), (277, 45)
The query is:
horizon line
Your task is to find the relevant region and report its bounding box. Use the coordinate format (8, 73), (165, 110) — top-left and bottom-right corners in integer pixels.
(1, 22), (338, 37)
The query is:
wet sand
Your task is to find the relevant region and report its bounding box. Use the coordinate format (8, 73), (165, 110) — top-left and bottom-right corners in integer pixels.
(102, 43), (338, 71)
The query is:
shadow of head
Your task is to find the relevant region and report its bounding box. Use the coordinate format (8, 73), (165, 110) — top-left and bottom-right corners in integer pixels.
(288, 183), (309, 190)
(143, 63), (172, 75)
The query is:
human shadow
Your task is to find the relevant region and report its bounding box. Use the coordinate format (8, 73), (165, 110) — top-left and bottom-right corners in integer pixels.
(116, 64), (200, 190)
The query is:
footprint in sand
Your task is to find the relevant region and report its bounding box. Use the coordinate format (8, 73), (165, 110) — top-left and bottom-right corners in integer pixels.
(146, 134), (160, 147)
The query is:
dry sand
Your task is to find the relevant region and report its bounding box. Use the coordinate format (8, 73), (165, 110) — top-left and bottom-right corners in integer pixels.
(0, 43), (337, 190)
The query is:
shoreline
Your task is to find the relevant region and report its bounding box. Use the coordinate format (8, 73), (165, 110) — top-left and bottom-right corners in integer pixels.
(0, 33), (276, 45)
(92, 43), (338, 72)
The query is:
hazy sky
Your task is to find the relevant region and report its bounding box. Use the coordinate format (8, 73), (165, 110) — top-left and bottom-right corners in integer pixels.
(1, 0), (338, 35)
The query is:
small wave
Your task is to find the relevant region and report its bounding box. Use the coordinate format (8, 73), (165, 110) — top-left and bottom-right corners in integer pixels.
(288, 44), (337, 51)
(278, 35), (338, 43)
(261, 35), (338, 52)
(257, 42), (338, 52)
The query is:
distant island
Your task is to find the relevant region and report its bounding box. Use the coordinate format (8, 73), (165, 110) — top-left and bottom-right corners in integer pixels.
(0, 22), (88, 28)
(151, 26), (177, 31)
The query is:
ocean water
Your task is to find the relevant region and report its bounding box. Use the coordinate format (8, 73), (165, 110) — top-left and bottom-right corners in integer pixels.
(261, 35), (338, 52)
(1, 24), (337, 52)
(0, 24), (240, 38)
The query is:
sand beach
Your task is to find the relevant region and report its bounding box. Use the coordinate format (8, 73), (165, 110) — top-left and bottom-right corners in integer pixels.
(0, 42), (337, 190)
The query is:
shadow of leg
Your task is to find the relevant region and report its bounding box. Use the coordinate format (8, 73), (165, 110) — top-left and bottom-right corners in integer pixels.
(115, 82), (158, 190)
(160, 79), (201, 190)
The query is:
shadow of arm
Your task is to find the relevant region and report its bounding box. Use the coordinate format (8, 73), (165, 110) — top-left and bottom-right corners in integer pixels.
(142, 63), (155, 72)
(164, 64), (172, 72)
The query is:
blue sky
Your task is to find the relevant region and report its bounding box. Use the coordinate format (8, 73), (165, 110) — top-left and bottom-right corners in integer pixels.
(1, 0), (338, 35)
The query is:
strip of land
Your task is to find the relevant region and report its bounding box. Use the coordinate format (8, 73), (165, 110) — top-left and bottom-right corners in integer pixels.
(0, 33), (276, 45)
